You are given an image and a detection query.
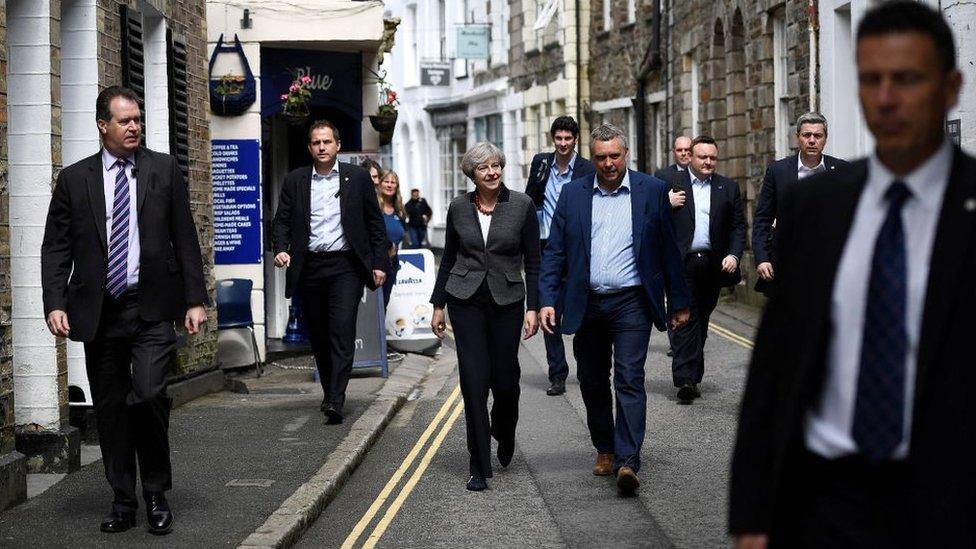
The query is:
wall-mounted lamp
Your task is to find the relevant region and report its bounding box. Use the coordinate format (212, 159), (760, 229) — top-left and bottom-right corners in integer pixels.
(241, 8), (252, 29)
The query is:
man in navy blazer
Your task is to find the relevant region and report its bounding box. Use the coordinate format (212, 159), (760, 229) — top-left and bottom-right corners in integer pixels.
(540, 124), (690, 496)
(524, 117), (596, 395)
(752, 112), (850, 294)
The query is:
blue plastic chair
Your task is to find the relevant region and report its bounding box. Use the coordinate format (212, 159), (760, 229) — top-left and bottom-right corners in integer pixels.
(216, 278), (263, 377)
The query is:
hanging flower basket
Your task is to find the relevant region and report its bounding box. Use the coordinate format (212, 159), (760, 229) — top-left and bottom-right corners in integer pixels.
(282, 106), (310, 127)
(279, 74), (312, 127)
(369, 113), (398, 133)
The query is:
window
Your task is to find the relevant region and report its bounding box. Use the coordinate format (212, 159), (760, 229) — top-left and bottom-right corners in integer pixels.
(438, 0), (447, 60)
(603, 0), (612, 31)
(474, 114), (503, 150)
(438, 125), (468, 218)
(627, 0), (637, 23)
(690, 57), (700, 136)
(773, 8), (790, 158)
(627, 107), (637, 170)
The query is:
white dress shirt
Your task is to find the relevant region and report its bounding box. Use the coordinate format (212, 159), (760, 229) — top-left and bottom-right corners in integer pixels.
(102, 149), (140, 287)
(797, 154), (826, 180)
(805, 140), (953, 460)
(477, 209), (492, 246)
(690, 174), (712, 252)
(308, 164), (348, 252)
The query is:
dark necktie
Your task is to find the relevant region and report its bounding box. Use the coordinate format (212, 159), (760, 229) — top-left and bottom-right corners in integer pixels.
(852, 180), (912, 463)
(106, 158), (131, 298)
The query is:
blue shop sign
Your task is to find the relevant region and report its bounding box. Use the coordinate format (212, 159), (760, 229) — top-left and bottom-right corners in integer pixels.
(213, 139), (262, 265)
(260, 48), (363, 120)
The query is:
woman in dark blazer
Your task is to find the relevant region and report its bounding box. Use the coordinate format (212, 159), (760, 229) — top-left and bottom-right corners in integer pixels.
(430, 142), (541, 491)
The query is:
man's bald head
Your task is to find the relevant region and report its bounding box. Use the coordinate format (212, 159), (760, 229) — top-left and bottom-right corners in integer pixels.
(673, 136), (692, 167)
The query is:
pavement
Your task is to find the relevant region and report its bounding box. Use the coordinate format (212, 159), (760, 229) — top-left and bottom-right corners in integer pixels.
(0, 353), (435, 548)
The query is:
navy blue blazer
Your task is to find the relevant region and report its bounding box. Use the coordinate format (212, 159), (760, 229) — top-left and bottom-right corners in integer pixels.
(539, 170), (690, 334)
(524, 152), (596, 209)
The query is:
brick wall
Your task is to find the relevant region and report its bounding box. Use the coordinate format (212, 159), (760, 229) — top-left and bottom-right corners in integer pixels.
(96, 0), (215, 374)
(0, 3), (14, 454)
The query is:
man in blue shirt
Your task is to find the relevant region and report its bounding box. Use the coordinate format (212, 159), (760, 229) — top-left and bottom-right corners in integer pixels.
(540, 124), (690, 495)
(524, 116), (595, 395)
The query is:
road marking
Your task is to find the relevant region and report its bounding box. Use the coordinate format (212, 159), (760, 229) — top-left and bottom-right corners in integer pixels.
(340, 384), (462, 549)
(708, 322), (754, 349)
(362, 399), (465, 548)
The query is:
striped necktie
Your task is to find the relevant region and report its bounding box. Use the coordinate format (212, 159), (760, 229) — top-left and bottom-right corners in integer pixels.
(106, 158), (131, 298)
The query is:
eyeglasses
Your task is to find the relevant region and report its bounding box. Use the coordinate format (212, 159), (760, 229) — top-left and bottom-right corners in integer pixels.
(475, 162), (502, 174)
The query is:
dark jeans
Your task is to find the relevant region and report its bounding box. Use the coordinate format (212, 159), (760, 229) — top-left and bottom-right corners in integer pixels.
(670, 252), (722, 387)
(573, 287), (651, 472)
(84, 291), (176, 513)
(540, 239), (568, 382)
(447, 285), (523, 478)
(300, 251), (366, 411)
(407, 226), (427, 249)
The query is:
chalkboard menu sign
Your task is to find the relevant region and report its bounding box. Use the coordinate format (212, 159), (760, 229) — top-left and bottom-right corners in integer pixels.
(212, 139), (261, 264)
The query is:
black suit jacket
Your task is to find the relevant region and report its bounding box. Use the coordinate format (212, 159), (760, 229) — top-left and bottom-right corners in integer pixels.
(730, 148), (976, 544)
(523, 152), (595, 208)
(272, 162), (387, 297)
(752, 153), (850, 265)
(670, 170), (746, 286)
(652, 163), (686, 188)
(41, 147), (208, 343)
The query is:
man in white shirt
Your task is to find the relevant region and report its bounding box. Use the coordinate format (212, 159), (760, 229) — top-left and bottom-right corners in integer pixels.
(730, 3), (973, 547)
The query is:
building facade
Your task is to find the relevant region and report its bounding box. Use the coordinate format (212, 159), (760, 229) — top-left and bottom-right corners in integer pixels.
(0, 0), (214, 511)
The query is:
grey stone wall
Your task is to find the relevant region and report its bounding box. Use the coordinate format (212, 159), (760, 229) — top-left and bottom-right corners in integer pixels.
(0, 0), (14, 457)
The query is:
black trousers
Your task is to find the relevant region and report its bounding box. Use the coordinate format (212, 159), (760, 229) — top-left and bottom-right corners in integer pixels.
(300, 251), (366, 411)
(84, 291), (176, 513)
(447, 285), (523, 478)
(771, 451), (912, 548)
(670, 252), (722, 386)
(540, 239), (568, 382)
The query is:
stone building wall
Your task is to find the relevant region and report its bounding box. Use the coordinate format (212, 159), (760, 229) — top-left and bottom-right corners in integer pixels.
(0, 1), (14, 458)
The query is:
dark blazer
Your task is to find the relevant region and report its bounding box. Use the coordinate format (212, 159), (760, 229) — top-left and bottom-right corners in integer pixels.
(524, 152), (596, 208)
(41, 147), (208, 343)
(431, 187), (540, 309)
(670, 169), (747, 286)
(730, 148), (976, 545)
(752, 153), (849, 265)
(272, 162), (388, 297)
(653, 163), (686, 189)
(539, 170), (690, 334)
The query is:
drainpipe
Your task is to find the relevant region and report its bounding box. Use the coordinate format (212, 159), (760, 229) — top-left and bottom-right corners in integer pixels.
(633, 0), (662, 172)
(808, 0), (818, 111)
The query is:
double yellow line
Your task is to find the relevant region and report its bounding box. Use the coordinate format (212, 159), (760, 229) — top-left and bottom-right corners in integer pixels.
(708, 322), (755, 349)
(342, 330), (464, 549)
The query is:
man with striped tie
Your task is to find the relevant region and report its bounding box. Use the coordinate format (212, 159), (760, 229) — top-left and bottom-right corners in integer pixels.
(41, 86), (208, 535)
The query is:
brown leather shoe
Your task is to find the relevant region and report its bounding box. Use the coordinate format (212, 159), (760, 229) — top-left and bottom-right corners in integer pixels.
(592, 453), (614, 476)
(616, 466), (640, 496)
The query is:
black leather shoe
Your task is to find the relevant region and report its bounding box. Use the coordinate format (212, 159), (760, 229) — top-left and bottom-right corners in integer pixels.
(323, 405), (343, 425)
(546, 379), (566, 396)
(320, 397), (329, 412)
(497, 439), (515, 467)
(100, 510), (136, 533)
(466, 475), (487, 491)
(144, 492), (173, 535)
(677, 383), (697, 404)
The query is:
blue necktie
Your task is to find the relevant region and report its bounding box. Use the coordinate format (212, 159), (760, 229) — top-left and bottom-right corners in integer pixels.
(106, 158), (131, 298)
(852, 180), (911, 463)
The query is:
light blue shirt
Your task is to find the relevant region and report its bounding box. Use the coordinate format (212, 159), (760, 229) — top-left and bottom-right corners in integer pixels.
(102, 149), (140, 286)
(589, 171), (641, 293)
(540, 152), (577, 240)
(308, 164), (348, 252)
(690, 173), (712, 252)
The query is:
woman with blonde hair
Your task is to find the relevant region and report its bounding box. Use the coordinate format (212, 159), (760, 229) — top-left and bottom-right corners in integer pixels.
(377, 169), (406, 308)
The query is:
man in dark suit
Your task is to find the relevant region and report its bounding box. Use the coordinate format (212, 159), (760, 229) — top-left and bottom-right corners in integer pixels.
(731, 3), (972, 547)
(524, 116), (595, 396)
(540, 123), (690, 495)
(669, 135), (746, 404)
(752, 112), (850, 294)
(272, 120), (387, 425)
(653, 135), (692, 189)
(41, 86), (208, 535)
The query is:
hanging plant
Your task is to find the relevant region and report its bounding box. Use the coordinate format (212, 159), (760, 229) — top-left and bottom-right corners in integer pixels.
(215, 74), (246, 97)
(280, 74), (313, 126)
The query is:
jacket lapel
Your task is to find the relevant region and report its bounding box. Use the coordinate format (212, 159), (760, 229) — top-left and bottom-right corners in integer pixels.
(135, 147), (152, 215)
(484, 187), (511, 248)
(579, 182), (593, 262)
(300, 166), (313, 229)
(915, 149), (976, 399)
(709, 175), (725, 247)
(85, 154), (108, 254)
(466, 192), (485, 251)
(683, 169), (696, 225)
(337, 162), (351, 221)
(630, 172), (647, 259)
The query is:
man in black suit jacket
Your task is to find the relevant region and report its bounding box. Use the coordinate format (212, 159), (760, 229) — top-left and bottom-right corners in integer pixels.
(732, 4), (972, 547)
(669, 136), (745, 404)
(41, 86), (208, 535)
(272, 120), (387, 425)
(523, 116), (595, 396)
(752, 112), (850, 294)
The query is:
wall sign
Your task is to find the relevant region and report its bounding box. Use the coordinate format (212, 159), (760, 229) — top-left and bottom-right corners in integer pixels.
(456, 25), (491, 59)
(420, 61), (451, 86)
(213, 139), (261, 264)
(260, 48), (362, 120)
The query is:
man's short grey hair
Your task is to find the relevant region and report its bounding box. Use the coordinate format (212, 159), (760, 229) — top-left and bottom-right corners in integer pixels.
(590, 123), (629, 150)
(795, 112), (828, 135)
(460, 142), (506, 179)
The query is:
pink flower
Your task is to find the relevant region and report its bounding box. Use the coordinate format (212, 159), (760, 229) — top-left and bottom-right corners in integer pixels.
(280, 94), (288, 100)
(289, 84), (298, 93)
(301, 75), (312, 84)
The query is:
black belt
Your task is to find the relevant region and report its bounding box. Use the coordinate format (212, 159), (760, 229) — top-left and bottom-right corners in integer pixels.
(307, 249), (353, 258)
(588, 286), (641, 298)
(687, 250), (711, 259)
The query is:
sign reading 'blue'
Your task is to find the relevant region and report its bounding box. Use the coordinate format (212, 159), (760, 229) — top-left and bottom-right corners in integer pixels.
(213, 139), (261, 265)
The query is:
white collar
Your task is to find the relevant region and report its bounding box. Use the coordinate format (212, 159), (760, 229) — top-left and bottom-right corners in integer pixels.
(867, 139), (953, 211)
(593, 170), (631, 195)
(102, 148), (135, 171)
(312, 163), (339, 179)
(797, 154), (826, 172)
